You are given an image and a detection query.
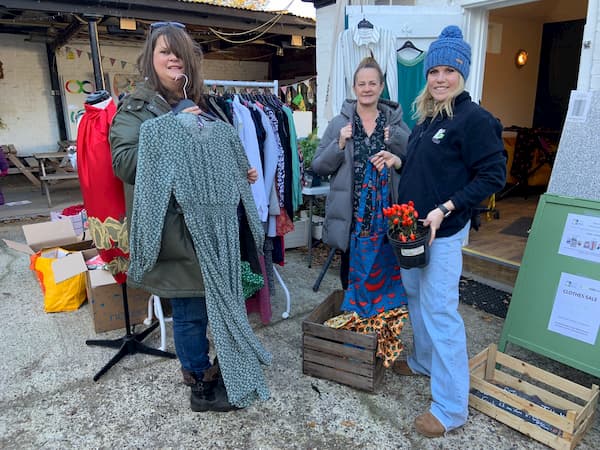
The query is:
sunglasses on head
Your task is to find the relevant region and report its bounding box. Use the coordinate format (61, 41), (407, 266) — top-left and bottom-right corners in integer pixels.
(150, 21), (186, 31)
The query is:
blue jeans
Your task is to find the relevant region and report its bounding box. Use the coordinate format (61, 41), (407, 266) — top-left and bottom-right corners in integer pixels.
(170, 297), (211, 379)
(401, 222), (470, 431)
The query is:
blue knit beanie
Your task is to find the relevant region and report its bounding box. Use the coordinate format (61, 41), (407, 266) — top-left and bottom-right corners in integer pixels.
(424, 25), (471, 80)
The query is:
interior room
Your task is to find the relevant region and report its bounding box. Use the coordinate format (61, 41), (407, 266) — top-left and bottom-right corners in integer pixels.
(462, 0), (588, 290)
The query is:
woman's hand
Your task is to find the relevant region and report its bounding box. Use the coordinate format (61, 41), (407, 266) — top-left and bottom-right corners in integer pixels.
(422, 208), (445, 245)
(247, 167), (258, 184)
(370, 150), (401, 172)
(181, 105), (202, 115)
(338, 123), (352, 150)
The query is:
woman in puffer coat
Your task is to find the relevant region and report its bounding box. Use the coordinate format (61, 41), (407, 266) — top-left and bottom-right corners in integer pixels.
(311, 56), (410, 289)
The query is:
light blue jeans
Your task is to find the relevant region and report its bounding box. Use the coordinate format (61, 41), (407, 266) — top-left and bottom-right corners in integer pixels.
(401, 222), (470, 431)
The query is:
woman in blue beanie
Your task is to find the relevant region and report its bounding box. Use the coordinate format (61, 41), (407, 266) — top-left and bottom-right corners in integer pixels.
(371, 25), (506, 437)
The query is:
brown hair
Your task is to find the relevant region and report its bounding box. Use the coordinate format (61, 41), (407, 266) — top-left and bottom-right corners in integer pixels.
(137, 25), (204, 106)
(352, 56), (385, 86)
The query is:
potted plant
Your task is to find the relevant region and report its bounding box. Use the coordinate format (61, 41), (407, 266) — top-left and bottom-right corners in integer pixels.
(384, 201), (431, 269)
(298, 129), (321, 187)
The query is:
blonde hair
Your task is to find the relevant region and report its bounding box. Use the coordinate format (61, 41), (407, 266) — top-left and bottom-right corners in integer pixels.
(353, 56), (385, 86)
(412, 74), (465, 124)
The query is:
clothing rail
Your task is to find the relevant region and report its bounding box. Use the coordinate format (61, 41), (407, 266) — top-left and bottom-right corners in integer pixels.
(205, 79), (290, 319)
(204, 79), (278, 93)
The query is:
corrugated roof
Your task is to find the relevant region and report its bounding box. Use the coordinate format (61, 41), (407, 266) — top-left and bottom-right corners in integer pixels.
(177, 0), (315, 20)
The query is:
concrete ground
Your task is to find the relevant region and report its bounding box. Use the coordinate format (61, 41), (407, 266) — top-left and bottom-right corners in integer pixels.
(1, 176), (599, 449)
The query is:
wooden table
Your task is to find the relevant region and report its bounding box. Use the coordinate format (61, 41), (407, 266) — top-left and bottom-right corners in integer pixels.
(32, 151), (78, 207)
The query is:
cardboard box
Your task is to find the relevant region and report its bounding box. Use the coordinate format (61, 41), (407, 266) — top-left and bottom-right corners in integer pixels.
(3, 219), (95, 283)
(285, 218), (309, 249)
(50, 209), (86, 236)
(86, 269), (151, 333)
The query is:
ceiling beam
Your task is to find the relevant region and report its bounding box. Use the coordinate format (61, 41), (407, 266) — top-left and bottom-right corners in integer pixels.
(0, 0), (315, 37)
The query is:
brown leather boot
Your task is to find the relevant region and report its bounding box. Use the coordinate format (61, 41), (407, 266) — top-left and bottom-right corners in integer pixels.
(181, 357), (224, 387)
(414, 411), (445, 438)
(181, 367), (196, 386)
(392, 360), (423, 376)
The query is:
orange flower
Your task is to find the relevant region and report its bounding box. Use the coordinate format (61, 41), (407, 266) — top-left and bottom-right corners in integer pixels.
(383, 201), (420, 241)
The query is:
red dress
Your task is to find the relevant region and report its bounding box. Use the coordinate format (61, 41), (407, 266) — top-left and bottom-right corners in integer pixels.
(77, 98), (128, 284)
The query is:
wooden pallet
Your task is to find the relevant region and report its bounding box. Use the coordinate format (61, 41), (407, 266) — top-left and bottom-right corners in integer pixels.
(469, 344), (599, 450)
(302, 290), (383, 393)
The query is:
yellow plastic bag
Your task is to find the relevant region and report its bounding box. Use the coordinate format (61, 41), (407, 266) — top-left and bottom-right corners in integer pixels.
(30, 248), (87, 313)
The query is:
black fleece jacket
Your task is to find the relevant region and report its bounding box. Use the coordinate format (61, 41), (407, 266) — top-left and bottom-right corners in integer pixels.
(397, 91), (507, 238)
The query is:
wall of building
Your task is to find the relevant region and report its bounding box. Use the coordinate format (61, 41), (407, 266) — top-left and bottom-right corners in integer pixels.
(0, 34), (269, 154)
(481, 18), (542, 128)
(0, 35), (59, 155)
(584, 0), (600, 89)
(315, 2), (345, 136)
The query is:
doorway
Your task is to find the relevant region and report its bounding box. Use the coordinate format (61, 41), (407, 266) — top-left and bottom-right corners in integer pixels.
(533, 19), (585, 131)
(462, 0), (588, 289)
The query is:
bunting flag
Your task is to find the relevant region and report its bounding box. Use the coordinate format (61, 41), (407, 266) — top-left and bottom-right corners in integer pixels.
(59, 46), (138, 71)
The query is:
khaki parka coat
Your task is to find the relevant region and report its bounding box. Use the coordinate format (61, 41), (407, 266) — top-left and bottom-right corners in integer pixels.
(110, 84), (206, 298)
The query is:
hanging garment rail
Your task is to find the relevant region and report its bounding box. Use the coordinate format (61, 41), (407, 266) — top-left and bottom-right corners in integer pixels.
(204, 79), (279, 93)
(205, 79), (290, 319)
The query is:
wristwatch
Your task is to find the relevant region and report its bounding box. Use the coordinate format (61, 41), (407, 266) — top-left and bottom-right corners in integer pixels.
(437, 204), (452, 218)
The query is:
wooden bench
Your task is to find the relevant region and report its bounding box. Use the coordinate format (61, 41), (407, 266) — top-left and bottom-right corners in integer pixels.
(33, 151), (79, 207)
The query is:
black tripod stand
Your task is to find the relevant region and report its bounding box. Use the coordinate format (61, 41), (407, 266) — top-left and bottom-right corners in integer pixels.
(86, 283), (176, 381)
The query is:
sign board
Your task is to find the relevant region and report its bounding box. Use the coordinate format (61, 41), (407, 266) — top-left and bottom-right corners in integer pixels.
(499, 193), (600, 378)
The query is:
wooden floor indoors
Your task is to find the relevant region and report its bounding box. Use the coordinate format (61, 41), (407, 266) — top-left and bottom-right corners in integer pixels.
(462, 190), (542, 292)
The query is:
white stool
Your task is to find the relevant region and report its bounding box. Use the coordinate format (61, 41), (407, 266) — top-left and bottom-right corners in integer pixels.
(143, 294), (172, 351)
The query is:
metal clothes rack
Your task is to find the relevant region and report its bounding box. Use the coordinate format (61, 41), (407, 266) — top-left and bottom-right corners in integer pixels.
(204, 79), (279, 93)
(206, 79), (290, 319)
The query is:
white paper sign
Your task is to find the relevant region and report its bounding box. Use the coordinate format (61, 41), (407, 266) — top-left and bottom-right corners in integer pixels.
(558, 213), (600, 264)
(565, 90), (591, 123)
(548, 272), (600, 344)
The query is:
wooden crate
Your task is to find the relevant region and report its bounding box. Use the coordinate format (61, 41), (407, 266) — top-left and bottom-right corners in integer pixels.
(302, 290), (383, 392)
(469, 344), (599, 450)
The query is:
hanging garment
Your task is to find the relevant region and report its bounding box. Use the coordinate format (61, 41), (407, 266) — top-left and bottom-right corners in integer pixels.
(281, 105), (303, 212)
(332, 25), (398, 114)
(341, 164), (408, 318)
(251, 104), (283, 237)
(76, 97), (129, 283)
(231, 96), (268, 222)
(131, 112), (271, 408)
(396, 51), (427, 130)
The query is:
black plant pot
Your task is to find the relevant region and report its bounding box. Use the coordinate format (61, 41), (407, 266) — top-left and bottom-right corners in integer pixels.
(387, 224), (431, 269)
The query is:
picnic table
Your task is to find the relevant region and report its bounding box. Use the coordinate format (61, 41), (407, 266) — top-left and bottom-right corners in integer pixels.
(33, 147), (78, 207)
